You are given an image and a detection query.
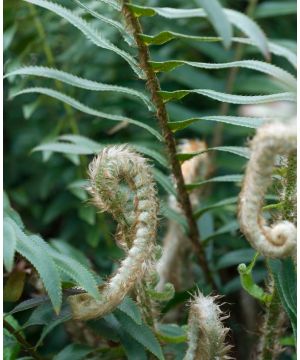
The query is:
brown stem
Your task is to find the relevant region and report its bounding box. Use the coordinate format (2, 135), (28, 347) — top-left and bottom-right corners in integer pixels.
(121, 2), (216, 289)
(3, 319), (44, 360)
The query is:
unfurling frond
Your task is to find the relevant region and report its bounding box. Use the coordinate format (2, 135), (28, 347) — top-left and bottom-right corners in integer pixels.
(184, 292), (232, 360)
(69, 145), (159, 320)
(238, 120), (297, 258)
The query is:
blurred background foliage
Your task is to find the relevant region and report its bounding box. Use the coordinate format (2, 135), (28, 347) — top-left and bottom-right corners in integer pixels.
(4, 0), (296, 359)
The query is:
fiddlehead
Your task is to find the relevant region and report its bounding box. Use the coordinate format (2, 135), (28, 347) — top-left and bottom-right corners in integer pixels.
(184, 292), (231, 360)
(69, 145), (158, 320)
(238, 120), (297, 258)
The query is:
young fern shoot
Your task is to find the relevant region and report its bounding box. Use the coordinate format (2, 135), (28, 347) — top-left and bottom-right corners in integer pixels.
(69, 145), (159, 320)
(184, 292), (231, 360)
(238, 120), (297, 258)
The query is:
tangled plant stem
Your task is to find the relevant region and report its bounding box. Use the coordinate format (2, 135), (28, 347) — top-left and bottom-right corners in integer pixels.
(69, 145), (158, 320)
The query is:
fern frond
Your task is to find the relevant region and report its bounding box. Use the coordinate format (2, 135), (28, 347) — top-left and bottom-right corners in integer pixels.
(159, 89), (296, 104)
(151, 60), (296, 91)
(10, 87), (163, 140)
(5, 66), (153, 109)
(24, 0), (144, 78)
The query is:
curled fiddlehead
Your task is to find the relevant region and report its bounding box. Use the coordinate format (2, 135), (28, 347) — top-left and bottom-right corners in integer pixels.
(69, 145), (158, 320)
(238, 120), (297, 258)
(184, 292), (232, 360)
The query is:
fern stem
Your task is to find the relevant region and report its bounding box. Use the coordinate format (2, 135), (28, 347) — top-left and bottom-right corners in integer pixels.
(121, 1), (216, 290)
(4, 319), (44, 360)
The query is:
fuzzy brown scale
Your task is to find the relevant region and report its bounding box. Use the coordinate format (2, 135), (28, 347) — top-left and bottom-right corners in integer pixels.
(69, 145), (159, 320)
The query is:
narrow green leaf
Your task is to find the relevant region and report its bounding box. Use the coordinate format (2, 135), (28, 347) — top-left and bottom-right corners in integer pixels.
(130, 5), (269, 57)
(194, 196), (238, 219)
(186, 174), (243, 190)
(269, 258), (297, 336)
(156, 324), (187, 344)
(10, 87), (163, 141)
(7, 296), (50, 316)
(133, 144), (168, 169)
(254, 1), (297, 19)
(142, 31), (296, 68)
(140, 32), (220, 46)
(33, 142), (97, 155)
(35, 304), (72, 348)
(3, 219), (17, 272)
(168, 115), (266, 132)
(151, 60), (296, 91)
(24, 0), (144, 78)
(5, 66), (153, 109)
(152, 168), (176, 196)
(47, 245), (100, 300)
(74, 0), (135, 46)
(159, 201), (188, 231)
(115, 310), (164, 360)
(53, 344), (93, 360)
(196, 0), (232, 48)
(177, 146), (250, 162)
(217, 249), (258, 270)
(7, 219), (62, 313)
(159, 89), (296, 104)
(117, 297), (142, 325)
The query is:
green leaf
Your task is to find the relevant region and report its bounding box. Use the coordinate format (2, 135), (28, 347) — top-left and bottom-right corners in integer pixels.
(3, 219), (17, 272)
(168, 115), (266, 132)
(196, 0), (232, 48)
(117, 297), (142, 325)
(7, 219), (62, 313)
(33, 142), (97, 155)
(130, 5), (269, 58)
(10, 87), (163, 141)
(7, 296), (50, 316)
(269, 258), (297, 337)
(5, 66), (153, 109)
(156, 324), (187, 344)
(254, 1), (297, 19)
(151, 60), (296, 91)
(74, 0), (135, 46)
(217, 249), (258, 270)
(143, 32), (296, 68)
(159, 201), (188, 231)
(47, 244), (100, 300)
(119, 332), (147, 360)
(35, 304), (72, 348)
(114, 310), (164, 360)
(194, 196), (238, 219)
(24, 0), (144, 78)
(53, 344), (93, 360)
(186, 174), (243, 190)
(177, 146), (250, 162)
(159, 89), (296, 104)
(152, 168), (176, 196)
(140, 32), (220, 46)
(133, 144), (168, 169)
